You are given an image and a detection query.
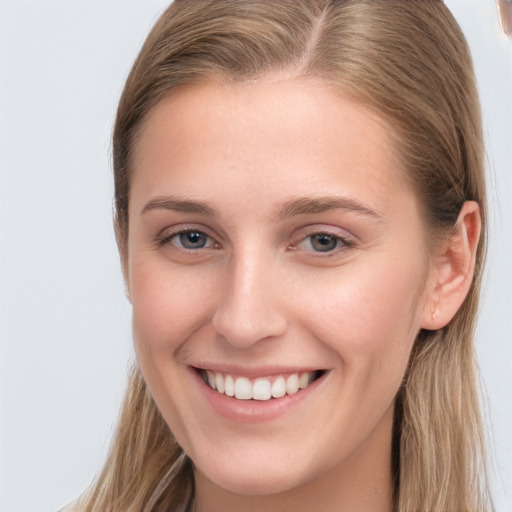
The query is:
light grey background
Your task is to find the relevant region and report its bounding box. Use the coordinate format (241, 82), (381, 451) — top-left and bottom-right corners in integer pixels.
(0, 1), (510, 511)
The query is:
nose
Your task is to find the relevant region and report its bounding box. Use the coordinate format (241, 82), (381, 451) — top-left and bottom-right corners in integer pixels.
(211, 249), (288, 349)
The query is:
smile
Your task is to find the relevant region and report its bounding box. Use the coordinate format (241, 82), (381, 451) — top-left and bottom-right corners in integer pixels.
(199, 369), (323, 401)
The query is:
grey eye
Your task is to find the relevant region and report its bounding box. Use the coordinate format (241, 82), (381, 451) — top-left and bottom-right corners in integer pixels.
(178, 231), (209, 249)
(310, 233), (339, 252)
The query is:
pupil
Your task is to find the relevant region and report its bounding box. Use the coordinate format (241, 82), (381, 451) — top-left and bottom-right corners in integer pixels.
(180, 232), (206, 249)
(312, 234), (337, 252)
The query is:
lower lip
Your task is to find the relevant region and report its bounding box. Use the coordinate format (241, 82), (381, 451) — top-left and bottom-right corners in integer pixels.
(190, 369), (328, 423)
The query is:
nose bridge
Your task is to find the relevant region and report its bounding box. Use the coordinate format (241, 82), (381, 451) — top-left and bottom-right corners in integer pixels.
(212, 244), (287, 348)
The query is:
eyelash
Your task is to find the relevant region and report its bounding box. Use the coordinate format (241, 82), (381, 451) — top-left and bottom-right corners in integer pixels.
(156, 228), (355, 255)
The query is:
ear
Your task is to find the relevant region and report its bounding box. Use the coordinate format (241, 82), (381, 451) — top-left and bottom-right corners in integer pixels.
(114, 218), (132, 303)
(421, 201), (481, 330)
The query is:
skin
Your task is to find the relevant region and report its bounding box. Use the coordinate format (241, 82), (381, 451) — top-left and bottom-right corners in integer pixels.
(123, 77), (480, 512)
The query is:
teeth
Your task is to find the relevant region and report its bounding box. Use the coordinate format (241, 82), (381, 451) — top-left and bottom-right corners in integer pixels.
(206, 370), (216, 390)
(271, 376), (286, 398)
(215, 373), (225, 394)
(299, 372), (311, 389)
(202, 370), (319, 400)
(224, 375), (235, 397)
(235, 377), (252, 400)
(286, 373), (299, 395)
(252, 378), (272, 400)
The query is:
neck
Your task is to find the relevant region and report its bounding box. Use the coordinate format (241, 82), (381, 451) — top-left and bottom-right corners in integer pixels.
(192, 405), (396, 512)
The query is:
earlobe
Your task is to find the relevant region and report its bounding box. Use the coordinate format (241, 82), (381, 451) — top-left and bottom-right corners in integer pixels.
(421, 201), (481, 330)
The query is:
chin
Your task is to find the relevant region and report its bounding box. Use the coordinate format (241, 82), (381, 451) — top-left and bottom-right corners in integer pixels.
(192, 448), (320, 497)
(202, 469), (305, 496)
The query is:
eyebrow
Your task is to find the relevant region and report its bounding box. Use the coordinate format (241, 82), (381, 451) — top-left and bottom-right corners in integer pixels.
(140, 196), (219, 217)
(277, 196), (381, 220)
(140, 194), (381, 220)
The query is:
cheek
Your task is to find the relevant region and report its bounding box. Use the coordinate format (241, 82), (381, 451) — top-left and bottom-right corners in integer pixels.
(128, 258), (212, 431)
(130, 257), (213, 354)
(301, 253), (427, 389)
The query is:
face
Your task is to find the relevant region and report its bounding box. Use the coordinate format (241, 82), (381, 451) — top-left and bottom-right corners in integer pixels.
(126, 78), (434, 496)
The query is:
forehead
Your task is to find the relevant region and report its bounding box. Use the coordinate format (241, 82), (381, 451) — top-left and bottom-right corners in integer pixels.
(130, 77), (413, 219)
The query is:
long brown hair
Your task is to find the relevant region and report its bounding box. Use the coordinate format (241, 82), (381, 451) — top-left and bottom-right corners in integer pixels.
(77, 1), (491, 510)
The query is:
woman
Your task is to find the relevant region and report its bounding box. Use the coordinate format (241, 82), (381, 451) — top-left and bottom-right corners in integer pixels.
(73, 1), (493, 510)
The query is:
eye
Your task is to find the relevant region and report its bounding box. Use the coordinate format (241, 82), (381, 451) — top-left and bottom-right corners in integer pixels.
(176, 231), (209, 249)
(290, 230), (354, 255)
(158, 229), (216, 250)
(309, 233), (340, 252)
